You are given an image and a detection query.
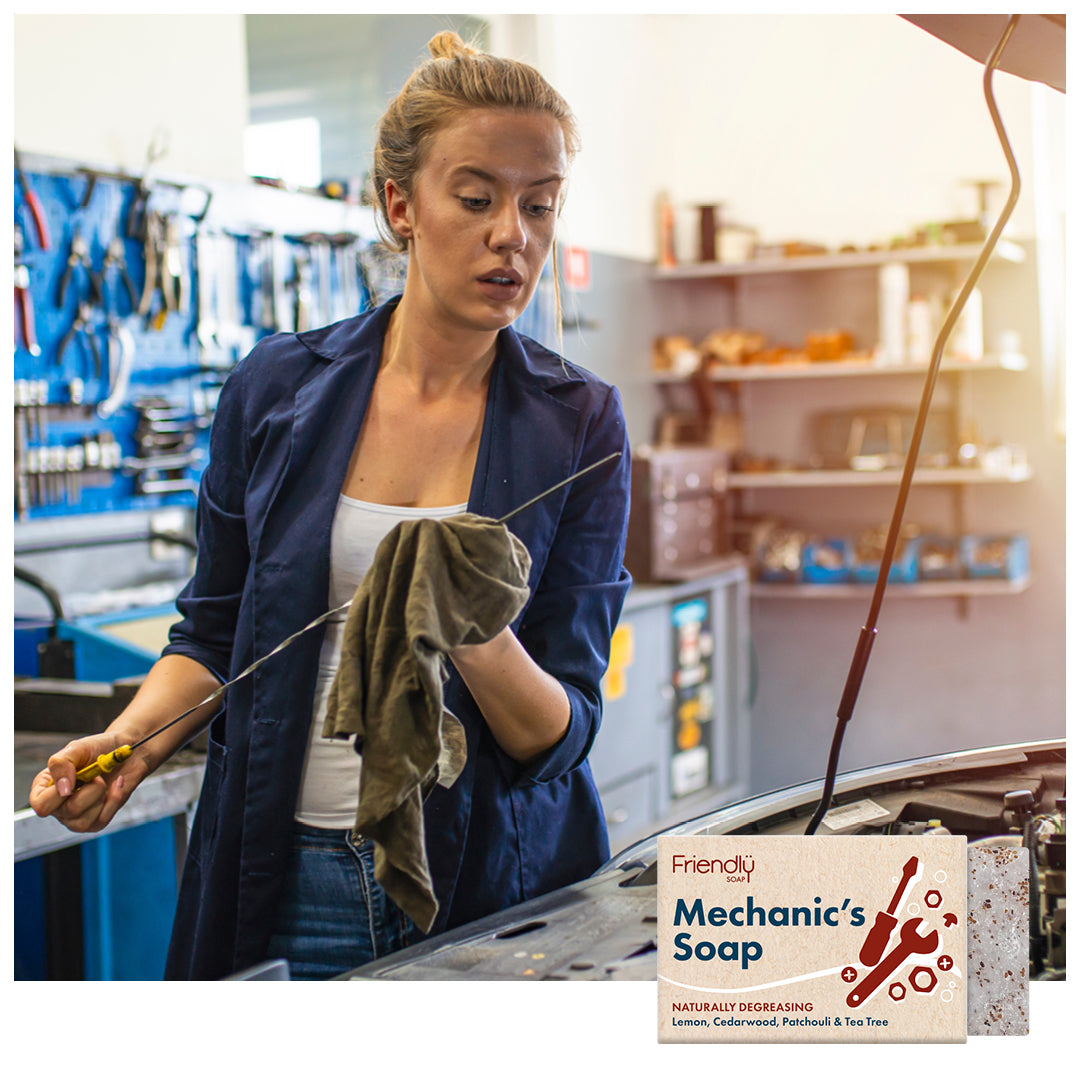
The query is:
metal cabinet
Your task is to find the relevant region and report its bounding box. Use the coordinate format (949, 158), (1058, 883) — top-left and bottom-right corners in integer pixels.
(590, 564), (751, 851)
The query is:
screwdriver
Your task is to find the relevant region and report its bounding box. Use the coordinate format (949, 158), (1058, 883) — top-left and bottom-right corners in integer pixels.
(60, 449), (623, 788)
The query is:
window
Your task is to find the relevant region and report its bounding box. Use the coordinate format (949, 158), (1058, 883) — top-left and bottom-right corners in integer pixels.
(245, 14), (489, 189)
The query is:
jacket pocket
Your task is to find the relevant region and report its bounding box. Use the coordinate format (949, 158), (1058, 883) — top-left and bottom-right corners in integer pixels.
(189, 716), (228, 870)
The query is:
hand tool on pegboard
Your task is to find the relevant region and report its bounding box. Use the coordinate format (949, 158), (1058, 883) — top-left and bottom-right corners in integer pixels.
(97, 317), (135, 419)
(101, 236), (139, 315)
(14, 226), (41, 357)
(56, 226), (104, 309)
(138, 210), (178, 330)
(125, 127), (170, 241)
(57, 301), (103, 380)
(15, 145), (51, 250)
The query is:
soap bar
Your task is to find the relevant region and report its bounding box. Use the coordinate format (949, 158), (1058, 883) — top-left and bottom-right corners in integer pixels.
(967, 846), (1029, 1035)
(657, 835), (968, 1043)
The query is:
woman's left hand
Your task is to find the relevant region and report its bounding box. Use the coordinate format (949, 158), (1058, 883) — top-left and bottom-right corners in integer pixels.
(449, 627), (570, 764)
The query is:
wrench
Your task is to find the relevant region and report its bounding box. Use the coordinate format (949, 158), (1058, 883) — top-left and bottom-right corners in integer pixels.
(846, 916), (938, 1008)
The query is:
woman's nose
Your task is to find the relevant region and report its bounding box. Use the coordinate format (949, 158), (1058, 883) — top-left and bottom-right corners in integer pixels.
(490, 203), (526, 252)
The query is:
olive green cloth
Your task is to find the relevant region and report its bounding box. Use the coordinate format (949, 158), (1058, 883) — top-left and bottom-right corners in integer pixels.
(323, 513), (532, 933)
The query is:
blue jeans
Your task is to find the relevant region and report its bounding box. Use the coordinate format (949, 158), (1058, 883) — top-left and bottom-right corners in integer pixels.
(265, 823), (416, 980)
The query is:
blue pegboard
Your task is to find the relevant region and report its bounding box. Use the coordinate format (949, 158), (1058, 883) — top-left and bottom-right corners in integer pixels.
(15, 153), (556, 528)
(15, 165), (213, 521)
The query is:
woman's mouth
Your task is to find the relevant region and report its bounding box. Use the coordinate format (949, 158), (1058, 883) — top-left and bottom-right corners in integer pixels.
(478, 271), (524, 301)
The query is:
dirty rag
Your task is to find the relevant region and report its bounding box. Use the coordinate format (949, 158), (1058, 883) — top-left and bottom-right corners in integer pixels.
(323, 512), (532, 932)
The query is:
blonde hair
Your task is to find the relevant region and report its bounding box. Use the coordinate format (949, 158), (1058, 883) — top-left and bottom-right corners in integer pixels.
(372, 31), (579, 340)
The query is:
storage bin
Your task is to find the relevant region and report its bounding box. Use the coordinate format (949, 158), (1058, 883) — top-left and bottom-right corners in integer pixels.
(961, 534), (1030, 580)
(801, 538), (852, 584)
(917, 535), (963, 581)
(850, 535), (920, 584)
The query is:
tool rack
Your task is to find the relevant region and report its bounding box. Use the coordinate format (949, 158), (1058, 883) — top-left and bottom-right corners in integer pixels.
(12, 150), (401, 524)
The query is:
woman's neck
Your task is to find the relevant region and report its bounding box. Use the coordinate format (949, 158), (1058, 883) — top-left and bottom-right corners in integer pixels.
(382, 296), (498, 399)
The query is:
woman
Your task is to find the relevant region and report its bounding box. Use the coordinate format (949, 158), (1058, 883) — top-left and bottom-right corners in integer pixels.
(30, 32), (631, 980)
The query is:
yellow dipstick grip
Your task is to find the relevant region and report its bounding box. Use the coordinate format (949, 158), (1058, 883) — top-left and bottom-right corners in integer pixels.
(73, 746), (133, 784)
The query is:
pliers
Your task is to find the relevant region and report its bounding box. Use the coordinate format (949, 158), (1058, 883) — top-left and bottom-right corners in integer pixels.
(57, 301), (102, 378)
(14, 225), (41, 357)
(57, 227), (103, 308)
(138, 211), (180, 329)
(15, 146), (51, 250)
(102, 236), (139, 314)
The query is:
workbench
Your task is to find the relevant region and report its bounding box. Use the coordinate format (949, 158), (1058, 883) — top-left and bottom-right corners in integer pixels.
(13, 733), (205, 979)
(14, 733), (205, 858)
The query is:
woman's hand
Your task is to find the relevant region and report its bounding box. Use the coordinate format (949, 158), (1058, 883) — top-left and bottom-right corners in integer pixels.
(449, 627), (570, 764)
(28, 730), (151, 834)
(27, 654), (224, 834)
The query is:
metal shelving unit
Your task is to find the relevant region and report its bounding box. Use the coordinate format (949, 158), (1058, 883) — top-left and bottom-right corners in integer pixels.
(650, 240), (1026, 281)
(651, 243), (1034, 607)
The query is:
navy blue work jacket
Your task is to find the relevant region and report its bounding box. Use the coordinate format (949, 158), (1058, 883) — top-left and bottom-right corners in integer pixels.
(161, 298), (632, 979)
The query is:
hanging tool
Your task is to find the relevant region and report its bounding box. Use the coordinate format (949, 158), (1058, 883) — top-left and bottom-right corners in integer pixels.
(165, 214), (191, 315)
(138, 211), (178, 329)
(14, 382), (32, 519)
(858, 855), (920, 967)
(56, 227), (103, 309)
(125, 127), (169, 240)
(15, 145), (51, 250)
(64, 451), (623, 787)
(14, 226), (40, 357)
(288, 247), (313, 332)
(57, 301), (102, 378)
(102, 236), (139, 313)
(97, 317), (135, 418)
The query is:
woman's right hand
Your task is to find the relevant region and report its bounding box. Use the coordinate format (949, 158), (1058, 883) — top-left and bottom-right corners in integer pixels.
(28, 730), (151, 834)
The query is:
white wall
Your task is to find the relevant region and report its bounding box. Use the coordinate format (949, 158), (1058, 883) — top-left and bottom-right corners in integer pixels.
(527, 14), (1038, 260)
(14, 14), (250, 180)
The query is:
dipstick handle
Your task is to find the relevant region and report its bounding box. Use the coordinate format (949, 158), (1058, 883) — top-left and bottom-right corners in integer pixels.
(73, 746), (133, 784)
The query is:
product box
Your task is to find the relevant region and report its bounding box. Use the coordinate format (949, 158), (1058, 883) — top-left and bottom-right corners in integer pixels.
(657, 835), (968, 1043)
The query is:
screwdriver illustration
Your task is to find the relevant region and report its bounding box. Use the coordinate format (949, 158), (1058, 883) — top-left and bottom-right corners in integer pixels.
(858, 855), (920, 968)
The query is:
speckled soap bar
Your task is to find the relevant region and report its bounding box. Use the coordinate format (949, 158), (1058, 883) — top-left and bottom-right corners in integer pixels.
(967, 846), (1029, 1036)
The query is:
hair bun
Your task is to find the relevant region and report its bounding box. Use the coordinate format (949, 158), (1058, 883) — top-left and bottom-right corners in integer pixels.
(428, 30), (480, 61)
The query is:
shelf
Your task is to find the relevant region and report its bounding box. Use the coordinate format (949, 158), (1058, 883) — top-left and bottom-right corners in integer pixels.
(751, 575), (1032, 601)
(651, 240), (1026, 280)
(729, 465), (1032, 489)
(652, 354), (1028, 384)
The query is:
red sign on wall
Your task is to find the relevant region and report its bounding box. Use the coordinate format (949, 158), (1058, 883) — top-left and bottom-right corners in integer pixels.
(563, 245), (591, 291)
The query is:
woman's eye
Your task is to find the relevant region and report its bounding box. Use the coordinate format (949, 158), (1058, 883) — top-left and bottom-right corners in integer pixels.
(524, 204), (555, 218)
(459, 197), (489, 211)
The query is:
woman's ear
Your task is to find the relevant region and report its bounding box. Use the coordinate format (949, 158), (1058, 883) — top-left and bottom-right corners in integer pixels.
(385, 179), (413, 242)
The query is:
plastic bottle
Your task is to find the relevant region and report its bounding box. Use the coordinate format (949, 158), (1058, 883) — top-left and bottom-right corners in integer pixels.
(947, 285), (984, 362)
(657, 191), (677, 269)
(877, 261), (909, 365)
(907, 294), (933, 365)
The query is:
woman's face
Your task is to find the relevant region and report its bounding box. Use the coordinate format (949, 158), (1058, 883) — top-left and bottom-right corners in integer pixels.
(388, 107), (567, 337)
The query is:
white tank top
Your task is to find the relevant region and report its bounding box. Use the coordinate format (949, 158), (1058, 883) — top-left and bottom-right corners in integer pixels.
(293, 494), (468, 829)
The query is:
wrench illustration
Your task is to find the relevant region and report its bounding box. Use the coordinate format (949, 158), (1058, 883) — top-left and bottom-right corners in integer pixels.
(846, 917), (938, 1008)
